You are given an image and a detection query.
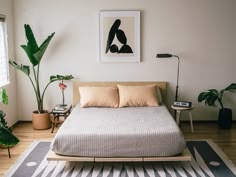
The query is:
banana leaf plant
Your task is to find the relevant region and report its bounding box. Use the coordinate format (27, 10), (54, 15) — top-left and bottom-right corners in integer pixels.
(198, 83), (236, 109)
(9, 24), (74, 113)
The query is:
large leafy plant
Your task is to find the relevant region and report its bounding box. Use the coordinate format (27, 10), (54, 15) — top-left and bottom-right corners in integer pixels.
(0, 123), (19, 158)
(198, 83), (236, 109)
(0, 123), (19, 147)
(9, 24), (73, 113)
(0, 89), (19, 158)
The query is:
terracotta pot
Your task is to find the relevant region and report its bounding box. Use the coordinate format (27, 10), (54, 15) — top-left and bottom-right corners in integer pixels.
(32, 111), (51, 130)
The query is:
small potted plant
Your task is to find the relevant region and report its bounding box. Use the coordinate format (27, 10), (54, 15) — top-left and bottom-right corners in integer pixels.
(198, 83), (236, 129)
(51, 75), (74, 107)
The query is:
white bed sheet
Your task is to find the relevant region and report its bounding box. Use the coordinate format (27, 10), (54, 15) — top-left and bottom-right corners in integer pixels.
(51, 105), (186, 157)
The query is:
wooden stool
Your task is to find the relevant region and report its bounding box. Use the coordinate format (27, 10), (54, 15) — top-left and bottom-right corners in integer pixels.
(171, 105), (194, 133)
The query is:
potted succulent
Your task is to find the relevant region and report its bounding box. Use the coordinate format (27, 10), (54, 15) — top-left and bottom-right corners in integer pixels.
(9, 24), (73, 130)
(0, 89), (19, 158)
(198, 83), (236, 129)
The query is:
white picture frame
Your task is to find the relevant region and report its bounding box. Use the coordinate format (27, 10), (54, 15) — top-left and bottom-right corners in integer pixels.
(99, 11), (140, 63)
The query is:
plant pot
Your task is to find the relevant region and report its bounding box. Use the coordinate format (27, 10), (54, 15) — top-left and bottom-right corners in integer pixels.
(32, 111), (51, 130)
(0, 144), (8, 149)
(0, 144), (15, 149)
(218, 108), (232, 129)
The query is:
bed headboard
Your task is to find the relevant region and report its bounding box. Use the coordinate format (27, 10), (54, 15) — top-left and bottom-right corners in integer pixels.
(72, 80), (167, 107)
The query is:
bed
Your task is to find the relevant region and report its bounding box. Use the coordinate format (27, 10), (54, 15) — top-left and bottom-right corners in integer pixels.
(48, 81), (190, 162)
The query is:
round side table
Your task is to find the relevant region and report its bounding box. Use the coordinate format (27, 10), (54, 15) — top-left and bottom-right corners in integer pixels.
(171, 105), (194, 133)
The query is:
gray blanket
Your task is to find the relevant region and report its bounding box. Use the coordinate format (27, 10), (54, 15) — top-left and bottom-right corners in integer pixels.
(51, 105), (185, 157)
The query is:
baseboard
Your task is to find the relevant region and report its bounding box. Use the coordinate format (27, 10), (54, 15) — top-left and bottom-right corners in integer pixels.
(11, 120), (32, 128)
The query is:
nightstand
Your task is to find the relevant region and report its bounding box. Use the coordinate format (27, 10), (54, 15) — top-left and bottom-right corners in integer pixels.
(171, 105), (194, 133)
(50, 105), (72, 133)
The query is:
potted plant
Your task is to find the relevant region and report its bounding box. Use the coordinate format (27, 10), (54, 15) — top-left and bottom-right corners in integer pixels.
(9, 24), (73, 130)
(52, 75), (74, 107)
(0, 89), (19, 158)
(198, 83), (236, 129)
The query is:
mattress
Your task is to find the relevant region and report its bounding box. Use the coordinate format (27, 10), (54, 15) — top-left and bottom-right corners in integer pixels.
(51, 105), (186, 157)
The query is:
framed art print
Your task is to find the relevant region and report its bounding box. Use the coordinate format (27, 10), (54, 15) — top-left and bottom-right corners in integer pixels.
(99, 11), (140, 62)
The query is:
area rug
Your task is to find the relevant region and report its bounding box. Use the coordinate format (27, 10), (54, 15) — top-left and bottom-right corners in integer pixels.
(4, 140), (236, 177)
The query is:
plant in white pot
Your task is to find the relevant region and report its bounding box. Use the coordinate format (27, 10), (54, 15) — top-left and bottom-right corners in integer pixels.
(9, 24), (73, 130)
(198, 83), (236, 129)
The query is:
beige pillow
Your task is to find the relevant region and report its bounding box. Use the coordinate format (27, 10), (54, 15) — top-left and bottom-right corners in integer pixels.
(79, 86), (119, 108)
(118, 84), (160, 107)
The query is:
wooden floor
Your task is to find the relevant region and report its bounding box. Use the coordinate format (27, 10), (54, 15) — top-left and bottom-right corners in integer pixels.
(1, 122), (236, 176)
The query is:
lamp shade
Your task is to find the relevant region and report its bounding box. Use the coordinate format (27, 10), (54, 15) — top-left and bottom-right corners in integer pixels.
(156, 53), (173, 58)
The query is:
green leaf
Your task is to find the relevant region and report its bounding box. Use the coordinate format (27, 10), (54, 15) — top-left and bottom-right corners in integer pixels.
(50, 75), (57, 81)
(21, 45), (38, 66)
(0, 124), (19, 147)
(198, 91), (210, 102)
(62, 75), (74, 80)
(0, 89), (8, 105)
(225, 83), (236, 91)
(21, 24), (40, 66)
(24, 24), (39, 53)
(33, 32), (55, 64)
(0, 111), (11, 131)
(205, 94), (218, 106)
(208, 89), (219, 95)
(49, 75), (74, 82)
(9, 60), (30, 76)
(198, 89), (219, 106)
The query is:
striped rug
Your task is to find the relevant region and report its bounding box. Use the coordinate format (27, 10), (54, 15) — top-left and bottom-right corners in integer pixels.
(4, 140), (236, 177)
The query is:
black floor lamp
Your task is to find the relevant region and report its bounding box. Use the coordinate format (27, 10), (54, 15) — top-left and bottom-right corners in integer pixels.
(156, 53), (180, 101)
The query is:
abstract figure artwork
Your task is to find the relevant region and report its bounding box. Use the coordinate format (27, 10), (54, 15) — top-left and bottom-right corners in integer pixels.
(99, 11), (140, 62)
(106, 19), (133, 54)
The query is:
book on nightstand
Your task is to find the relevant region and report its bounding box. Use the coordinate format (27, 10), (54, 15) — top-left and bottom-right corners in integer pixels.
(52, 104), (72, 113)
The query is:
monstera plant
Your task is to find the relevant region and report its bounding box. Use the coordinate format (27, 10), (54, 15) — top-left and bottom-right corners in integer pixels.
(198, 83), (236, 129)
(0, 89), (19, 158)
(9, 24), (73, 130)
(0, 123), (19, 158)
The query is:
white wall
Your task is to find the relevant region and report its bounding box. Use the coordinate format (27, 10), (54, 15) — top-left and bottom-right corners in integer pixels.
(13, 0), (236, 121)
(0, 0), (17, 126)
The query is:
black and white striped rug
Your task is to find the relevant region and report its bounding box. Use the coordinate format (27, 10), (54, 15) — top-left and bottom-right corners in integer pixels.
(4, 140), (236, 177)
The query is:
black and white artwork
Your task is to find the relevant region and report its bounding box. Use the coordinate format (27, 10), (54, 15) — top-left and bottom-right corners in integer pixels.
(99, 11), (140, 62)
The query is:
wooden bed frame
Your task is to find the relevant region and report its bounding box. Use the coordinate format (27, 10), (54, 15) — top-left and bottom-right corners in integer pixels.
(47, 81), (191, 162)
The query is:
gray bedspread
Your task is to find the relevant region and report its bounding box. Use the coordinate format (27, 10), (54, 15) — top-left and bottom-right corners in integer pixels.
(51, 105), (186, 157)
